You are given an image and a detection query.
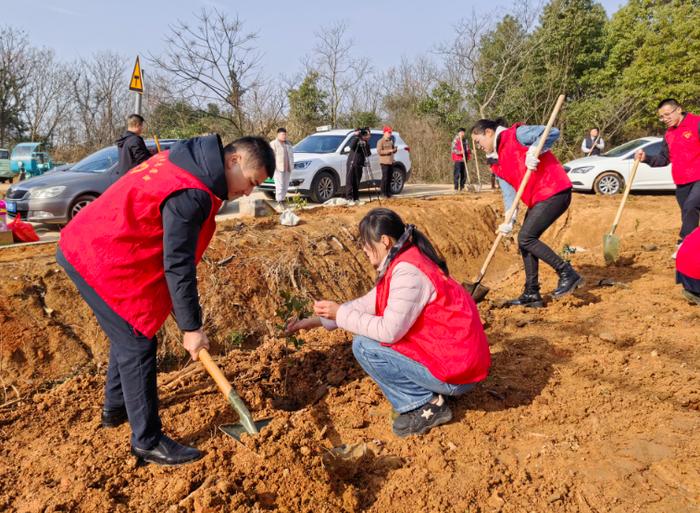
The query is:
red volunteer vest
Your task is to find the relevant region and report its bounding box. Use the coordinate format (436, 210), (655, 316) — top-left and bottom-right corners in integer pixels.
(677, 226), (700, 279)
(375, 246), (491, 384)
(59, 151), (222, 338)
(451, 137), (470, 162)
(665, 112), (700, 185)
(495, 124), (572, 208)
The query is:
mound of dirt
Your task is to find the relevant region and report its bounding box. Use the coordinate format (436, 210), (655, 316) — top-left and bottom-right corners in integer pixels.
(1, 192), (699, 513)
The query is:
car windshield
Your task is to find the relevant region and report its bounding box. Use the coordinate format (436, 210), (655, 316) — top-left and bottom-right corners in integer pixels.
(71, 147), (119, 173)
(12, 145), (35, 158)
(603, 139), (650, 158)
(294, 135), (346, 154)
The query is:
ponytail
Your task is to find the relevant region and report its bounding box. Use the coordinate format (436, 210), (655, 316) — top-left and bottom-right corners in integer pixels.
(358, 208), (449, 283)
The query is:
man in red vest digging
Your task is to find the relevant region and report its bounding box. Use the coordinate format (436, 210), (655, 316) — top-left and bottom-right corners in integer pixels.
(636, 98), (700, 258)
(57, 134), (275, 466)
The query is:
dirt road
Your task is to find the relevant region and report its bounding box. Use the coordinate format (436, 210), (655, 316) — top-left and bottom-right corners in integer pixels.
(0, 192), (698, 512)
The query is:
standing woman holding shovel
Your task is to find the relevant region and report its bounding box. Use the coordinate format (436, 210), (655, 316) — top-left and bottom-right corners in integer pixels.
(286, 208), (490, 437)
(471, 118), (583, 307)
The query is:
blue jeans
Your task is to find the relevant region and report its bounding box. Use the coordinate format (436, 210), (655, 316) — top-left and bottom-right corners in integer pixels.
(351, 335), (475, 413)
(498, 177), (516, 213)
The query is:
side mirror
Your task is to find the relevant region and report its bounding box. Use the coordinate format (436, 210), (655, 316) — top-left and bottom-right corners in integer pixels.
(342, 146), (350, 154)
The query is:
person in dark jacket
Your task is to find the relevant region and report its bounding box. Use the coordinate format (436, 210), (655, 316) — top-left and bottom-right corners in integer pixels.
(115, 114), (152, 175)
(346, 129), (370, 202)
(57, 134), (275, 466)
(635, 98), (700, 258)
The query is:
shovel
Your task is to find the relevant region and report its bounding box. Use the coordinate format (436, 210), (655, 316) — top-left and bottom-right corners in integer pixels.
(603, 157), (641, 265)
(198, 348), (271, 441)
(461, 138), (476, 193)
(465, 94), (566, 302)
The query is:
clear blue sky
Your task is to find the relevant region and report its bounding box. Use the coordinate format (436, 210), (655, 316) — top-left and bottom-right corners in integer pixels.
(10, 0), (625, 78)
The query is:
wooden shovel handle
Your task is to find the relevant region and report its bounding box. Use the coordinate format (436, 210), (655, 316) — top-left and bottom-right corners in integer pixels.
(472, 94), (566, 284)
(609, 157), (641, 234)
(198, 348), (232, 398)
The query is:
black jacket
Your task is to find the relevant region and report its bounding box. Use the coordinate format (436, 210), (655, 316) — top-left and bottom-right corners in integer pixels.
(348, 137), (371, 168)
(115, 130), (152, 175)
(161, 135), (228, 331)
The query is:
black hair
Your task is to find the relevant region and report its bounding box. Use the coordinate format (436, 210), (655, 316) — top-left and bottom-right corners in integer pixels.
(127, 113), (145, 127)
(471, 117), (508, 135)
(458, 127), (466, 132)
(359, 129), (370, 137)
(223, 136), (276, 178)
(359, 208), (449, 281)
(657, 98), (680, 110)
(277, 127), (287, 133)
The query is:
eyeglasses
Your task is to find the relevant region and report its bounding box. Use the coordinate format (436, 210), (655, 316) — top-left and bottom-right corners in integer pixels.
(658, 107), (680, 121)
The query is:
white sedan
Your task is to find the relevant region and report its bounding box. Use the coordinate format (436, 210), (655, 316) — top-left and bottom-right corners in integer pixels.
(564, 137), (674, 195)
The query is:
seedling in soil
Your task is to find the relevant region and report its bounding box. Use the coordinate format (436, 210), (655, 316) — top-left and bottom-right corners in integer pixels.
(224, 330), (246, 353)
(560, 244), (576, 263)
(275, 290), (312, 349)
(290, 195), (308, 211)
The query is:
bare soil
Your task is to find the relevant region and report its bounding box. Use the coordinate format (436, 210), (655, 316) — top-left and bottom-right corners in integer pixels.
(0, 192), (698, 513)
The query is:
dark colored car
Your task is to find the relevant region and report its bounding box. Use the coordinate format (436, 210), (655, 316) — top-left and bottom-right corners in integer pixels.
(5, 139), (180, 224)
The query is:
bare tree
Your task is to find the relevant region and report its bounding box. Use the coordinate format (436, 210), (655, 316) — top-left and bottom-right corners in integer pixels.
(23, 48), (72, 143)
(307, 21), (370, 127)
(0, 26), (32, 146)
(245, 81), (287, 137)
(437, 0), (544, 118)
(70, 52), (130, 149)
(150, 8), (262, 136)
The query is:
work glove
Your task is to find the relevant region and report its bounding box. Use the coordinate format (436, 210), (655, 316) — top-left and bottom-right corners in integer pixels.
(497, 222), (514, 236)
(525, 146), (540, 170)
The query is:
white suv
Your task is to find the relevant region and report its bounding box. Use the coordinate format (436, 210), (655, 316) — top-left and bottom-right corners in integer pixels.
(258, 128), (412, 203)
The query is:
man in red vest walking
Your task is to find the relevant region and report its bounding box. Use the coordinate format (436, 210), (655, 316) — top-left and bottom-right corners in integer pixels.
(57, 134), (275, 466)
(636, 98), (700, 257)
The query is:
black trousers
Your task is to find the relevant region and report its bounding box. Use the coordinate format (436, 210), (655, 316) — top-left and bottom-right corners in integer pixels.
(675, 179), (700, 242)
(454, 161), (466, 190)
(56, 248), (162, 450)
(518, 189), (572, 291)
(677, 270), (700, 295)
(346, 164), (362, 201)
(380, 164), (393, 197)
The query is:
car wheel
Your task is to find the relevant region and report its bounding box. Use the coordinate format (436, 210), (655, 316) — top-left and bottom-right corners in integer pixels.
(390, 167), (406, 195)
(593, 172), (623, 195)
(69, 194), (97, 220)
(310, 171), (337, 203)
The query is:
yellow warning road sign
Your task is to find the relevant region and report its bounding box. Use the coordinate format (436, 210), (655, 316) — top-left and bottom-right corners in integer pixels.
(129, 56), (143, 93)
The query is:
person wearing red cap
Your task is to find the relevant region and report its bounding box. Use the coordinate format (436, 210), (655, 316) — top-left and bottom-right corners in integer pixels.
(377, 126), (398, 198)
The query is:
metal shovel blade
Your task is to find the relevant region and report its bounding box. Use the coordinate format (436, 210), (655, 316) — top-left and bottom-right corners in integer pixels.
(603, 233), (620, 265)
(463, 281), (490, 303)
(219, 418), (273, 441)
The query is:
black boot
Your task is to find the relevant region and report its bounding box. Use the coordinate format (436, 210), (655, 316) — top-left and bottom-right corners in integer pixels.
(131, 435), (203, 466)
(552, 264), (583, 298)
(101, 406), (128, 428)
(506, 288), (544, 308)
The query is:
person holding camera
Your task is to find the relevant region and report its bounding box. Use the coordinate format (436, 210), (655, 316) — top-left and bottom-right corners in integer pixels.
(346, 129), (371, 203)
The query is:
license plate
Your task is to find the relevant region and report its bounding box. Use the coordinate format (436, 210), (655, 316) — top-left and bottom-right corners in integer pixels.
(263, 177), (274, 184)
(5, 201), (16, 213)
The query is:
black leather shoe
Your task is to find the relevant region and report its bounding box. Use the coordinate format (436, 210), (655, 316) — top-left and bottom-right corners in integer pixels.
(131, 435), (203, 466)
(552, 265), (583, 298)
(506, 290), (544, 308)
(101, 406), (128, 428)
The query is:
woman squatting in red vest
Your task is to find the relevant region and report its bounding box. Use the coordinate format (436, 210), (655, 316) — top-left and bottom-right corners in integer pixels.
(57, 134), (276, 466)
(286, 208), (491, 437)
(471, 119), (583, 307)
